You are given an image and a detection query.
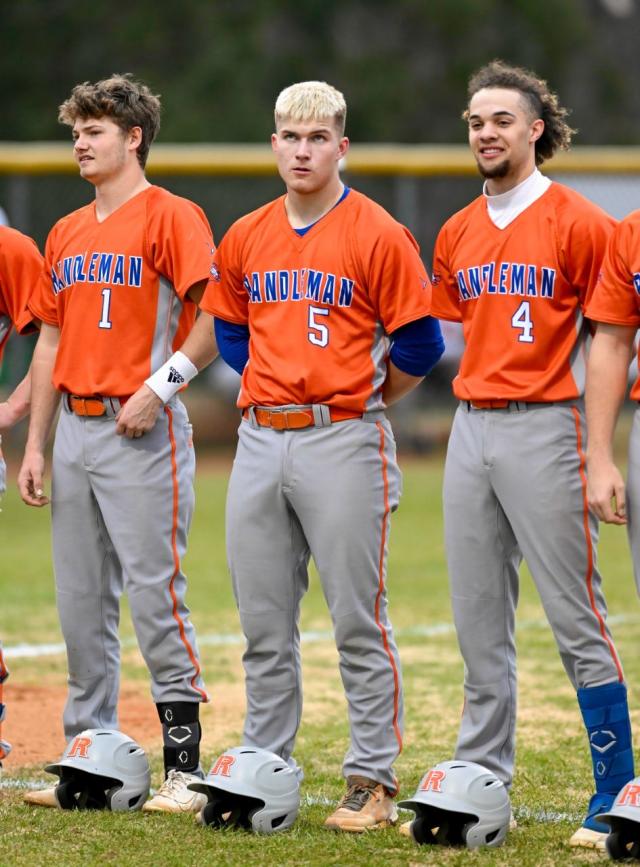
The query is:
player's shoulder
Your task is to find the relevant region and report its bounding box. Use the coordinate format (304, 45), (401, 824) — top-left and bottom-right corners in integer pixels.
(546, 180), (614, 227)
(344, 189), (421, 254)
(0, 224), (41, 256)
(145, 184), (208, 219)
(436, 194), (486, 240)
(223, 196), (285, 242)
(48, 202), (95, 239)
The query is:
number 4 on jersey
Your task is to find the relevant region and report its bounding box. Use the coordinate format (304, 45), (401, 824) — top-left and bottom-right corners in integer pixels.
(511, 300), (533, 343)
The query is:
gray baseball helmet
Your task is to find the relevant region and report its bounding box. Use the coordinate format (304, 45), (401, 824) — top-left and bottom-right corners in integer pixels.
(45, 728), (150, 811)
(398, 760), (511, 849)
(597, 777), (640, 860)
(189, 746), (300, 833)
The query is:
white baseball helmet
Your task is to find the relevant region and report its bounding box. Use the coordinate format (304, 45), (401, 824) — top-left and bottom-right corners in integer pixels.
(45, 728), (150, 811)
(597, 777), (640, 860)
(189, 746), (300, 833)
(398, 760), (511, 849)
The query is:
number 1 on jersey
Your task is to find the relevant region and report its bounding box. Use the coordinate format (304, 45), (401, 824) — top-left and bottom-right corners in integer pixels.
(511, 300), (533, 343)
(98, 287), (112, 330)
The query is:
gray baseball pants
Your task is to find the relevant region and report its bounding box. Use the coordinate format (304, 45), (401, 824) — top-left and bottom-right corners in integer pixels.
(226, 413), (404, 792)
(51, 396), (207, 740)
(443, 401), (623, 787)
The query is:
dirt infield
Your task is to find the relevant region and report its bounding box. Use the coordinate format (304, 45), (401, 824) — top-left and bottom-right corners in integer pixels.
(2, 682), (160, 768)
(2, 678), (247, 768)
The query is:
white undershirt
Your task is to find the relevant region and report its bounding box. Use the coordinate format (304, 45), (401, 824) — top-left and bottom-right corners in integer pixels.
(483, 168), (552, 229)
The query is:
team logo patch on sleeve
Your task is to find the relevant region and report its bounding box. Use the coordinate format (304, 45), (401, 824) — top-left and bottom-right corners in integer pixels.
(210, 263), (221, 282)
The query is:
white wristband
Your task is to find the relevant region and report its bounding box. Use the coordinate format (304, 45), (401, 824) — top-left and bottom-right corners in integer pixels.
(145, 351), (198, 404)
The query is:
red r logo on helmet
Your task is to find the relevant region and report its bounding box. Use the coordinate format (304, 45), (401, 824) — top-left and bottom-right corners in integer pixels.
(210, 755), (236, 777)
(67, 736), (92, 758)
(618, 783), (640, 807)
(420, 770), (446, 792)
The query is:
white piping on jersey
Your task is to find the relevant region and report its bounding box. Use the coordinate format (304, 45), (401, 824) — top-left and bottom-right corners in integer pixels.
(483, 168), (552, 229)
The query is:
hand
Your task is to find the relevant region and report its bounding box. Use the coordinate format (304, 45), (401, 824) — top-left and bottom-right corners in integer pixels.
(587, 456), (627, 525)
(18, 448), (49, 507)
(115, 385), (163, 439)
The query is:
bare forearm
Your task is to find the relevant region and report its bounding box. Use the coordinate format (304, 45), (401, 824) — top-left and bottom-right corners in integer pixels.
(180, 312), (218, 371)
(25, 331), (60, 453)
(586, 326), (635, 462)
(0, 371), (31, 429)
(382, 361), (424, 407)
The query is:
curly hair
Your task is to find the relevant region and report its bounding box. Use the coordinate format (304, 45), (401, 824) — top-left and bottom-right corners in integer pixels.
(464, 60), (575, 165)
(58, 74), (161, 169)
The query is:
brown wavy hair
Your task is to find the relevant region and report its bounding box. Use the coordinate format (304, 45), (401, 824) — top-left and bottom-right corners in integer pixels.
(58, 74), (161, 169)
(464, 60), (575, 165)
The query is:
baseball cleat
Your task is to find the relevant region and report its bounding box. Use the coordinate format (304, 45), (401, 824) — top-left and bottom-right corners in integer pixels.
(324, 775), (397, 832)
(568, 826), (607, 849)
(142, 770), (207, 814)
(569, 791), (614, 849)
(23, 786), (59, 808)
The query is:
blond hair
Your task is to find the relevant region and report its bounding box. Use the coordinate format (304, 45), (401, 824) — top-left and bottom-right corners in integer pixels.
(274, 81), (347, 136)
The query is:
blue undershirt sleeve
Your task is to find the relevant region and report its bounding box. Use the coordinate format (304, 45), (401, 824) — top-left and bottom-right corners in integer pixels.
(389, 316), (445, 377)
(214, 317), (250, 375)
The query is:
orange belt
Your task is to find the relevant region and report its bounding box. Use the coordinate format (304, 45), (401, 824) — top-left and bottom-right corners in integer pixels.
(468, 399), (511, 409)
(244, 406), (361, 430)
(67, 395), (130, 416)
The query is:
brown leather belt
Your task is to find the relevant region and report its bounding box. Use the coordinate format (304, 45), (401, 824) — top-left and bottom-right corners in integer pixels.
(67, 395), (130, 417)
(243, 406), (361, 430)
(468, 399), (510, 409)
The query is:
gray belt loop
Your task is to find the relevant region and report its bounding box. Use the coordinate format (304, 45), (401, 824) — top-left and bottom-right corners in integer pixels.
(246, 406), (259, 429)
(360, 409), (386, 424)
(312, 404), (332, 428)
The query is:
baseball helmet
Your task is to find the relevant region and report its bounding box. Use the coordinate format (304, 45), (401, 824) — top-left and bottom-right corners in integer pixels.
(398, 760), (511, 849)
(45, 728), (150, 811)
(597, 778), (640, 860)
(189, 746), (300, 833)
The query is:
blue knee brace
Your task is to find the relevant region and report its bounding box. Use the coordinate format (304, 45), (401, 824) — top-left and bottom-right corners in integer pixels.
(577, 682), (634, 795)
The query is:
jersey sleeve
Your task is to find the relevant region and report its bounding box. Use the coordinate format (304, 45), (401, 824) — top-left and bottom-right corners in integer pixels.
(146, 195), (215, 300)
(0, 229), (43, 333)
(430, 222), (462, 322)
(584, 218), (640, 327)
(199, 225), (249, 324)
(560, 205), (615, 308)
(363, 222), (432, 334)
(28, 225), (61, 327)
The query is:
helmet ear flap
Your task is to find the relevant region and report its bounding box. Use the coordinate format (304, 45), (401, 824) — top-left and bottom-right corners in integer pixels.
(410, 814), (438, 845)
(606, 828), (640, 861)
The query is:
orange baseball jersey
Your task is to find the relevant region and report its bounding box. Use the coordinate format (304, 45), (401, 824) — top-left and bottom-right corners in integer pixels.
(0, 226), (42, 363)
(585, 210), (640, 399)
(28, 186), (214, 396)
(432, 183), (615, 402)
(200, 189), (432, 413)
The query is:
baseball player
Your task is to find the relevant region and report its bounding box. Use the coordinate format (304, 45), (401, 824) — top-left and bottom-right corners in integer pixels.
(430, 60), (634, 850)
(200, 80), (444, 831)
(0, 225), (43, 497)
(584, 217), (640, 593)
(18, 74), (218, 812)
(0, 225), (43, 769)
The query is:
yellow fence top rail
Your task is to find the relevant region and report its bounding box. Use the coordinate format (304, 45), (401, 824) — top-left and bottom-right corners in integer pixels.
(1, 142), (640, 175)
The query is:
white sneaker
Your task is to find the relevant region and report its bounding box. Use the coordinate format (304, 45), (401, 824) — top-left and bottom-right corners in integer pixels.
(24, 786), (59, 808)
(142, 770), (207, 814)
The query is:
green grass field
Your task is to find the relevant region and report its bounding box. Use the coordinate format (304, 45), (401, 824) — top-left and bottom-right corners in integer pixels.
(1, 452), (639, 866)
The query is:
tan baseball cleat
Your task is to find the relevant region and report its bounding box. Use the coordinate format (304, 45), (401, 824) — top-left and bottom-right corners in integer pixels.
(142, 770), (207, 814)
(23, 786), (59, 808)
(568, 826), (607, 850)
(324, 775), (398, 832)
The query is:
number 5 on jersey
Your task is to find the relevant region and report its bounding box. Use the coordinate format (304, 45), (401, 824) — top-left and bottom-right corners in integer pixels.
(511, 300), (533, 343)
(308, 305), (329, 347)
